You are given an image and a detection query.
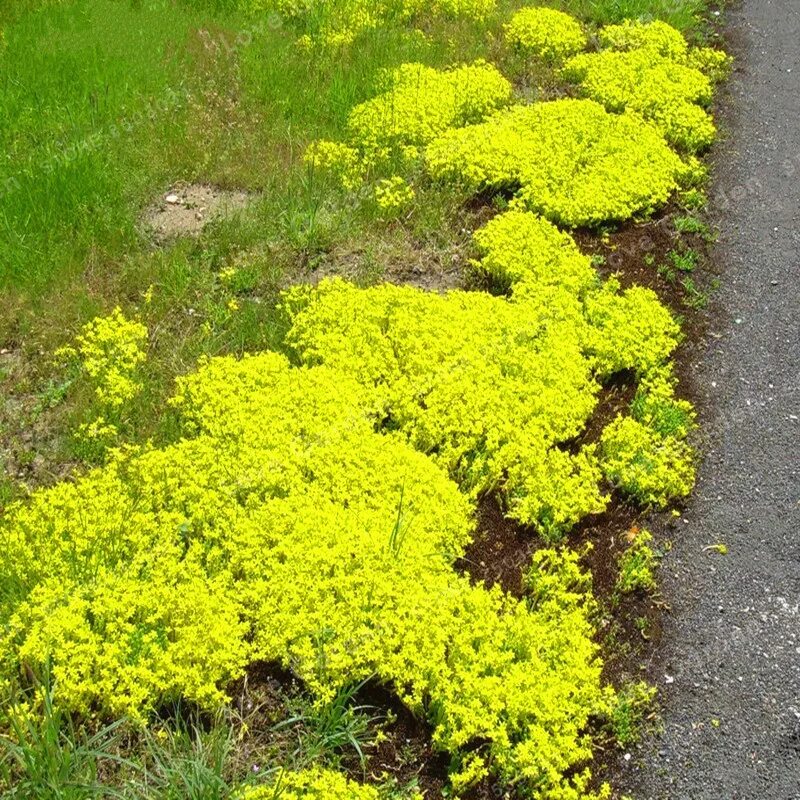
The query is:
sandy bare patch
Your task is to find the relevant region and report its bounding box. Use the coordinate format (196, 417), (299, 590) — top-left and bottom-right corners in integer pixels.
(144, 183), (252, 241)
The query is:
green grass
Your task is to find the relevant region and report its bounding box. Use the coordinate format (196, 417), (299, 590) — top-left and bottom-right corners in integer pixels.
(0, 680), (133, 799)
(560, 0), (708, 31)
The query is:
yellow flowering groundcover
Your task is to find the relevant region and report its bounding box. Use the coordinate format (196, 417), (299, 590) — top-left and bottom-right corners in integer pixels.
(252, 0), (496, 46)
(425, 99), (684, 226)
(562, 20), (729, 153)
(0, 6), (723, 798)
(505, 7), (587, 64)
(347, 60), (512, 153)
(1, 351), (613, 798)
(285, 211), (694, 535)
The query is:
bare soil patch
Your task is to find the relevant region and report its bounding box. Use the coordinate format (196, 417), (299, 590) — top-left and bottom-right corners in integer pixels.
(144, 183), (252, 242)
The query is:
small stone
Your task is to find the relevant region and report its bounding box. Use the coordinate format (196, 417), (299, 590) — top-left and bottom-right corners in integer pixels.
(165, 193), (180, 204)
(665, 674), (675, 684)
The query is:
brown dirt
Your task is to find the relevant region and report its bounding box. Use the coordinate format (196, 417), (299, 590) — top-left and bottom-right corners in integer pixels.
(456, 494), (541, 597)
(144, 183), (252, 242)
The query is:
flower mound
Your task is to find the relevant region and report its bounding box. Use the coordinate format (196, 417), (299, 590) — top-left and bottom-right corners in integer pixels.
(235, 769), (381, 800)
(426, 99), (684, 227)
(285, 210), (687, 536)
(347, 60), (512, 152)
(471, 209), (596, 297)
(1, 351), (612, 798)
(264, 0), (497, 46)
(563, 18), (721, 153)
(505, 7), (587, 64)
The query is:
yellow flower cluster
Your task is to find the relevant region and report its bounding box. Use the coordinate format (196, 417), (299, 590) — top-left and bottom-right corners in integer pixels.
(304, 140), (363, 191)
(426, 99), (683, 226)
(616, 529), (658, 595)
(235, 768), (382, 800)
(583, 278), (682, 377)
(600, 372), (696, 506)
(284, 208), (689, 534)
(69, 307), (148, 408)
(1, 349), (612, 797)
(263, 0), (496, 47)
(373, 175), (415, 216)
(285, 275), (609, 535)
(597, 19), (689, 58)
(347, 60), (512, 152)
(564, 19), (728, 152)
(599, 19), (732, 80)
(505, 7), (587, 64)
(470, 209), (596, 296)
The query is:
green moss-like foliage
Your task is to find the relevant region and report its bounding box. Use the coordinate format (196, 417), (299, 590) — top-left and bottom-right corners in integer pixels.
(1, 351), (614, 798)
(426, 99), (683, 227)
(505, 7), (587, 64)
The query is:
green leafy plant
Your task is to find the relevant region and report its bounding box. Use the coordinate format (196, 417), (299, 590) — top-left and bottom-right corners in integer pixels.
(0, 679), (133, 799)
(274, 680), (378, 769)
(616, 530), (659, 596)
(609, 681), (657, 748)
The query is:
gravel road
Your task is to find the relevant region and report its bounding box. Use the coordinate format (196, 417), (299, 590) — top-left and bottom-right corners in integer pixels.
(619, 2), (800, 798)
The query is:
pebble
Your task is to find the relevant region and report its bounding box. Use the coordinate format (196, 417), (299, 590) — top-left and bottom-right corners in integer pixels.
(165, 193), (180, 204)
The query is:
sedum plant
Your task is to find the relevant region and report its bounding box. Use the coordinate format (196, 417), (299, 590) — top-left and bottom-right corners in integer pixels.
(564, 19), (730, 152)
(505, 6), (587, 64)
(600, 372), (697, 507)
(234, 768), (383, 800)
(55, 307), (148, 454)
(373, 175), (415, 217)
(597, 19), (689, 59)
(258, 0), (497, 47)
(616, 529), (659, 596)
(0, 351), (613, 799)
(305, 60), (511, 192)
(65, 307), (147, 410)
(284, 213), (687, 536)
(471, 209), (597, 297)
(425, 99), (684, 227)
(284, 277), (605, 535)
(346, 60), (512, 153)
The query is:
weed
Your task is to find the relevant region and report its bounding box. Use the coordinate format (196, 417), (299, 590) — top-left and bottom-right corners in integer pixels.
(0, 681), (133, 799)
(134, 713), (236, 800)
(609, 681), (658, 748)
(674, 214), (707, 235)
(681, 276), (710, 309)
(668, 248), (700, 273)
(616, 529), (659, 596)
(273, 681), (379, 769)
